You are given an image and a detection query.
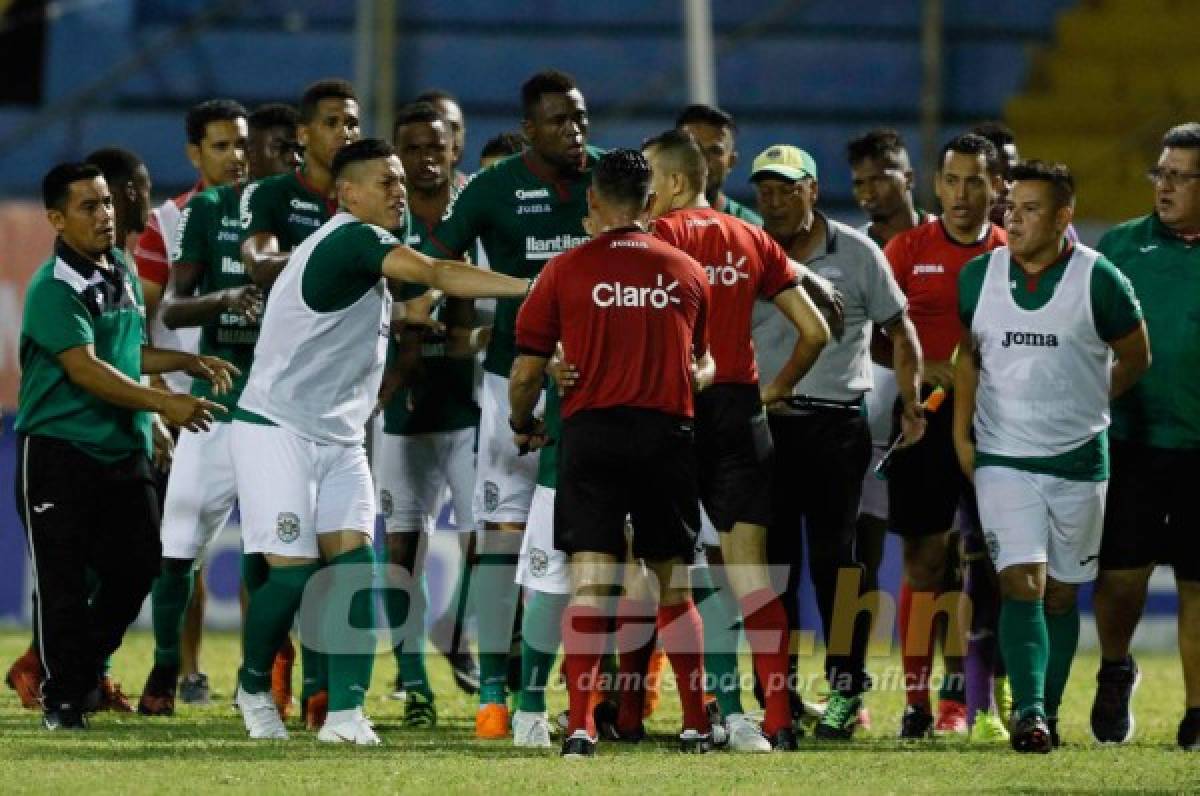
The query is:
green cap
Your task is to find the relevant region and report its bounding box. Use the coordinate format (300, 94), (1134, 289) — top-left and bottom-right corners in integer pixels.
(750, 145), (818, 182)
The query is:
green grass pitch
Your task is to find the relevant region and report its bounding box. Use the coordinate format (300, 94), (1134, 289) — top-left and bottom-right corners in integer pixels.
(0, 630), (1195, 793)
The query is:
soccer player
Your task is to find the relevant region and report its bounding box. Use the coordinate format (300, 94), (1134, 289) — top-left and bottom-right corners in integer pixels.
(238, 78), (360, 726)
(415, 89), (467, 176)
(883, 133), (1008, 738)
(131, 98), (249, 709)
(750, 143), (924, 740)
(676, 104), (762, 225)
(420, 69), (598, 738)
(953, 160), (1149, 752)
(510, 149), (714, 758)
(638, 131), (829, 752)
(247, 103), (301, 181)
(230, 138), (532, 744)
(375, 101), (480, 727)
(1090, 122), (1200, 751)
(17, 162), (233, 730)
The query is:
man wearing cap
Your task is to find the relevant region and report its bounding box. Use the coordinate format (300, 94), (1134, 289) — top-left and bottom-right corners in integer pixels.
(749, 144), (926, 738)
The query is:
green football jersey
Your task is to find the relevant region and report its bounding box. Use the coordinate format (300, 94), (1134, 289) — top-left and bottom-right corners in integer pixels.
(958, 245), (1142, 480)
(239, 166), (337, 251)
(1099, 214), (1200, 449)
(420, 147), (602, 377)
(382, 209), (480, 436)
(175, 183), (257, 416)
(16, 242), (151, 462)
(536, 382), (562, 489)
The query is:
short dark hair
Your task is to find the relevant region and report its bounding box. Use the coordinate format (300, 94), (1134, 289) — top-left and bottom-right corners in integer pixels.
(938, 133), (1000, 175)
(642, 128), (707, 192)
(185, 99), (248, 145)
(481, 132), (526, 161)
(392, 101), (445, 141)
(249, 102), (299, 133)
(521, 69), (577, 119)
(971, 121), (1016, 150)
(593, 149), (652, 209)
(42, 162), (103, 210)
(1163, 122), (1200, 149)
(1010, 159), (1075, 209)
(331, 137), (394, 181)
(414, 88), (458, 107)
(675, 103), (736, 133)
(846, 128), (908, 167)
(300, 78), (358, 123)
(84, 147), (144, 191)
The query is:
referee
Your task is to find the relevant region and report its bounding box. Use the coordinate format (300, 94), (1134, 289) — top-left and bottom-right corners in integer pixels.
(16, 163), (233, 730)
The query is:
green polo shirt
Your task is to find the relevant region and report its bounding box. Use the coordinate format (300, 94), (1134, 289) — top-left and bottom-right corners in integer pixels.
(1100, 213), (1200, 450)
(958, 244), (1142, 480)
(239, 166), (337, 251)
(16, 241), (152, 462)
(175, 183), (256, 416)
(421, 147), (602, 377)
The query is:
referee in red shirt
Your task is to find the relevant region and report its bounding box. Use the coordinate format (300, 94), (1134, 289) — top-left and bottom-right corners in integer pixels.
(509, 149), (713, 758)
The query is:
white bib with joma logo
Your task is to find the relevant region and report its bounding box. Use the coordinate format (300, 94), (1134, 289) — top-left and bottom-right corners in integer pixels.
(972, 244), (1111, 459)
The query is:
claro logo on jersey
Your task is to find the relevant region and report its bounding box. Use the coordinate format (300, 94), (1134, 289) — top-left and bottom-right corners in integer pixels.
(1001, 330), (1059, 348)
(526, 234), (587, 261)
(706, 252), (749, 287)
(593, 274), (680, 309)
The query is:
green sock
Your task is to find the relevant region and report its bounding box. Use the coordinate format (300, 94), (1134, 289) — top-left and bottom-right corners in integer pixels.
(693, 567), (745, 717)
(520, 591), (568, 713)
(1044, 605), (1080, 719)
(240, 563), (318, 693)
(323, 546), (378, 713)
(299, 562), (329, 701)
(150, 566), (195, 668)
(241, 553), (270, 595)
(382, 569), (412, 670)
(398, 576), (432, 698)
(472, 552), (520, 705)
(999, 598), (1048, 719)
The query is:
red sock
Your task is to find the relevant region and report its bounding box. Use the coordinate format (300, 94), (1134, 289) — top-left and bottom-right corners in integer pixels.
(899, 582), (936, 707)
(740, 590), (792, 736)
(562, 604), (608, 737)
(657, 600), (710, 734)
(614, 598), (656, 734)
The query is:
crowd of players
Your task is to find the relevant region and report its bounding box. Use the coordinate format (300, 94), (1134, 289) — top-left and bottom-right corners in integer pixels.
(8, 68), (1200, 758)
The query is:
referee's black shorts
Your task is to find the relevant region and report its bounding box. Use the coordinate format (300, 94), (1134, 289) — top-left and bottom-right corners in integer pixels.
(555, 407), (700, 563)
(885, 386), (976, 538)
(1100, 437), (1200, 582)
(694, 383), (773, 532)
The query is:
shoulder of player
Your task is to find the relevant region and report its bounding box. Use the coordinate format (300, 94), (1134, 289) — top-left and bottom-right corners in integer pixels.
(823, 216), (881, 257)
(1097, 214), (1156, 256)
(958, 251), (993, 282)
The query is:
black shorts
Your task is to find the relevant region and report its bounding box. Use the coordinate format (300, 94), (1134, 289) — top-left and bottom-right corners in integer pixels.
(885, 387), (977, 538)
(695, 383), (774, 531)
(1100, 438), (1200, 581)
(555, 407), (700, 562)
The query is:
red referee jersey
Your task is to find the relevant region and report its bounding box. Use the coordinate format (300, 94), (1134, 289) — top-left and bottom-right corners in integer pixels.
(884, 218), (1007, 361)
(515, 227), (710, 420)
(652, 207), (799, 385)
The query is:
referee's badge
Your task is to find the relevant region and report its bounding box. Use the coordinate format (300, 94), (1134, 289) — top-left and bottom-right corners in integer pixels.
(530, 548), (549, 578)
(276, 512), (301, 543)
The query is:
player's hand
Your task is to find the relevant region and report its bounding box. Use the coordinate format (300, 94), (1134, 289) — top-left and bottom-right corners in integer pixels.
(548, 359), (579, 396)
(511, 416), (552, 456)
(161, 393), (225, 432)
(151, 414), (174, 471)
(376, 366), (406, 414)
(897, 399), (926, 449)
(954, 435), (975, 482)
(760, 379), (791, 410)
(802, 271), (845, 341)
(922, 360), (955, 390)
(221, 284), (263, 322)
(186, 354), (240, 396)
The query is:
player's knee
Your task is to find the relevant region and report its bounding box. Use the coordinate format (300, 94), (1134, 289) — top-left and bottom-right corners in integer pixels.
(998, 564), (1043, 601)
(1043, 580), (1078, 615)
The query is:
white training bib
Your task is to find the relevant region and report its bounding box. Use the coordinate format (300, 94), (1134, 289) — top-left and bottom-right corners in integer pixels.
(238, 212), (392, 445)
(972, 244), (1111, 459)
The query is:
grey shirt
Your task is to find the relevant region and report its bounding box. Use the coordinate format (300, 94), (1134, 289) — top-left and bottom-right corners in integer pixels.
(752, 211), (906, 402)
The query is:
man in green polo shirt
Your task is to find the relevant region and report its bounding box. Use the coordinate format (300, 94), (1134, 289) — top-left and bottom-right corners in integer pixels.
(421, 68), (599, 738)
(1090, 122), (1200, 751)
(16, 162), (234, 731)
(676, 103), (762, 226)
(953, 161), (1149, 753)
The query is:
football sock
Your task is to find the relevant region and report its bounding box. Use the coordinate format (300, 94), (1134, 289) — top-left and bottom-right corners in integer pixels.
(740, 590), (791, 736)
(614, 598), (657, 734)
(693, 567), (745, 718)
(519, 591), (568, 713)
(658, 600), (710, 733)
(324, 546), (377, 713)
(241, 553), (269, 595)
(240, 562), (318, 694)
(562, 604), (607, 737)
(963, 553), (1001, 722)
(1044, 605), (1080, 719)
(999, 598), (1048, 719)
(899, 582), (937, 707)
(473, 552), (520, 705)
(150, 561), (194, 668)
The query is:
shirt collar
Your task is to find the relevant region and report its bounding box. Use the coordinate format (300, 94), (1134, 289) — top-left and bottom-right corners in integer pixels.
(54, 237), (121, 281)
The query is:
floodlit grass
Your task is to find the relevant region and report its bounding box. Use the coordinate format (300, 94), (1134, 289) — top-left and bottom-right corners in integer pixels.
(0, 630), (1195, 793)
